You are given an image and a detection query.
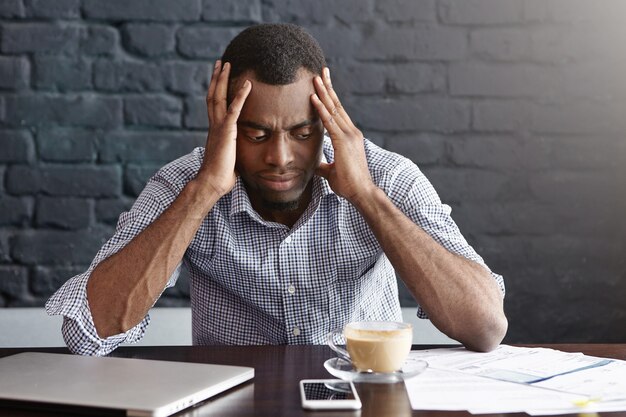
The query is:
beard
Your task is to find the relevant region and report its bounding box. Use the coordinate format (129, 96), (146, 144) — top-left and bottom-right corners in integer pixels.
(261, 199), (301, 212)
(241, 171), (311, 213)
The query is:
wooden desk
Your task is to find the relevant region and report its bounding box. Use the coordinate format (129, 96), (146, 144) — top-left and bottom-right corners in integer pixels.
(1, 344), (625, 417)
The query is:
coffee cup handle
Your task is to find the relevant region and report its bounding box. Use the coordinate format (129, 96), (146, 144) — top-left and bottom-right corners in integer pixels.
(327, 328), (351, 362)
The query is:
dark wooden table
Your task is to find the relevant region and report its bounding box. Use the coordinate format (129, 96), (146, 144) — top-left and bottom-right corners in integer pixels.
(1, 344), (625, 417)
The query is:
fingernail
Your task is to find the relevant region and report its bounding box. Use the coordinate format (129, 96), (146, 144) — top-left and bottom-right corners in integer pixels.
(214, 60), (220, 69)
(324, 67), (330, 80)
(244, 80), (250, 87)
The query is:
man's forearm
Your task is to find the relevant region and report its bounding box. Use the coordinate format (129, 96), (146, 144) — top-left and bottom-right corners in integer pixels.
(351, 187), (507, 351)
(87, 178), (220, 338)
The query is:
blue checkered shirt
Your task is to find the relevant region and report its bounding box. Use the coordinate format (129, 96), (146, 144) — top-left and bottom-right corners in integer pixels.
(46, 137), (504, 356)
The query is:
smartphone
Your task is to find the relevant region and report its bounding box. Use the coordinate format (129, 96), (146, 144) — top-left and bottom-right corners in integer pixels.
(300, 379), (362, 410)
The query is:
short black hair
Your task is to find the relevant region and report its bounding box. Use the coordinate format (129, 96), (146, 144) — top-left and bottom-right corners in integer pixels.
(221, 23), (327, 85)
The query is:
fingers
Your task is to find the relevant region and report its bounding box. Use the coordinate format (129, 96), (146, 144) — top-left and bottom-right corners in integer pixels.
(321, 67), (354, 125)
(313, 78), (347, 133)
(206, 60), (221, 124)
(311, 93), (342, 138)
(312, 68), (354, 133)
(223, 79), (252, 129)
(206, 61), (250, 147)
(213, 62), (232, 122)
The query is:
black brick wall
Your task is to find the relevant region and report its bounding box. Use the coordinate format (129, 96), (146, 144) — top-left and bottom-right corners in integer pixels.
(1, 0), (625, 343)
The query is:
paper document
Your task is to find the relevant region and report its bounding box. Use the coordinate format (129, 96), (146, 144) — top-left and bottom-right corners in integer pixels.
(405, 344), (626, 415)
(408, 344), (611, 383)
(405, 366), (586, 414)
(532, 359), (626, 404)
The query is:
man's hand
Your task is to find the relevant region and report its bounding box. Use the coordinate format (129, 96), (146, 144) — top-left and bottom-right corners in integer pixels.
(311, 67), (377, 205)
(198, 61), (251, 197)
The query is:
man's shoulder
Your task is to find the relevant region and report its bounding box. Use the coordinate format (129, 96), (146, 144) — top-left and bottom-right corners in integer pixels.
(119, 147), (225, 236)
(152, 147), (204, 187)
(136, 148), (204, 203)
(363, 138), (422, 186)
(323, 136), (424, 201)
(322, 136), (414, 169)
(363, 138), (411, 166)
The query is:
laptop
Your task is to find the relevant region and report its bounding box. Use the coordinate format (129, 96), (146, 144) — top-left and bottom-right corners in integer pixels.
(0, 352), (254, 417)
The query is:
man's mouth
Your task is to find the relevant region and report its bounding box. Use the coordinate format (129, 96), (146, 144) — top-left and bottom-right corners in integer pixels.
(257, 173), (301, 191)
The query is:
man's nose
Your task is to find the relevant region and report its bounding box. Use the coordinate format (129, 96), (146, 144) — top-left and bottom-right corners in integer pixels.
(263, 133), (294, 168)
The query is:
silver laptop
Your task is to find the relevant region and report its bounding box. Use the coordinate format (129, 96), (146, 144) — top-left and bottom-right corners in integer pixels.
(0, 352), (254, 417)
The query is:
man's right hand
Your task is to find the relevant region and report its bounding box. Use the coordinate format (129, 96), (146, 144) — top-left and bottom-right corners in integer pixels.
(198, 60), (252, 197)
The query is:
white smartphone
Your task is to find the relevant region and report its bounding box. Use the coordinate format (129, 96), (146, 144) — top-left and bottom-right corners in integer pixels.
(299, 379), (362, 410)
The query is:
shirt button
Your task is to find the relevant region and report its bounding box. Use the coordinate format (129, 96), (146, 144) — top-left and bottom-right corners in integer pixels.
(287, 284), (296, 294)
(284, 235), (292, 244)
(293, 326), (301, 336)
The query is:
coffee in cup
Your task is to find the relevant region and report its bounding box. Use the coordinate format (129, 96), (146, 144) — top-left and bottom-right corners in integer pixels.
(327, 321), (412, 373)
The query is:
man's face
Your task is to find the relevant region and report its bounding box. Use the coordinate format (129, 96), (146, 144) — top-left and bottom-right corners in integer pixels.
(233, 69), (324, 219)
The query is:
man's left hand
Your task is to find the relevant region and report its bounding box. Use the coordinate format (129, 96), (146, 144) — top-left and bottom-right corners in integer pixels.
(311, 67), (377, 205)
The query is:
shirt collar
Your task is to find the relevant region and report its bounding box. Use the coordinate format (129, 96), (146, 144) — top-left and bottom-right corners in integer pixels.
(229, 177), (255, 218)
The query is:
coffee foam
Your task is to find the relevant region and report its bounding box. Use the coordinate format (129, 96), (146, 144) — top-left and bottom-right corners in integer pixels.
(345, 327), (412, 341)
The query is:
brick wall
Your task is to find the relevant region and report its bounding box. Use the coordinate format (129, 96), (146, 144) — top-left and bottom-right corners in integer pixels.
(1, 0), (625, 343)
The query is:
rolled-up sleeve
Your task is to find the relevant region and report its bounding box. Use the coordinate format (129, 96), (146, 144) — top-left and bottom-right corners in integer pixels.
(45, 269), (151, 356)
(45, 183), (180, 355)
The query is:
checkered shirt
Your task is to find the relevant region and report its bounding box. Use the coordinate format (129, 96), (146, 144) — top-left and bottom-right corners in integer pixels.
(46, 137), (505, 356)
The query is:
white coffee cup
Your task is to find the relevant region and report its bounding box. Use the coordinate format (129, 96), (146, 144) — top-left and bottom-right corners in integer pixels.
(327, 321), (413, 373)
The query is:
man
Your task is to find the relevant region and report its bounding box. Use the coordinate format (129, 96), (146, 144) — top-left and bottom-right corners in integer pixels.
(46, 23), (507, 356)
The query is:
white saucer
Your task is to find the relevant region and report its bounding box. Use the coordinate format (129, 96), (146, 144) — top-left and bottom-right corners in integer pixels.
(324, 357), (428, 384)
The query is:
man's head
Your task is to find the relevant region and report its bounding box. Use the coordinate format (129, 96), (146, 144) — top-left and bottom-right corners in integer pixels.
(221, 23), (327, 88)
(219, 24), (328, 225)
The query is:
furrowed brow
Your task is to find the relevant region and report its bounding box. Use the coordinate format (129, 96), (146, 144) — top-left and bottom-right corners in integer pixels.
(286, 118), (319, 131)
(237, 118), (320, 131)
(237, 120), (271, 131)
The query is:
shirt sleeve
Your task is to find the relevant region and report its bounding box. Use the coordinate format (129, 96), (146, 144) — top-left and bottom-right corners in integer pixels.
(392, 161), (506, 319)
(45, 185), (181, 356)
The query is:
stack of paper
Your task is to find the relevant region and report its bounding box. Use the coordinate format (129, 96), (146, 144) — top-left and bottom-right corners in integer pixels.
(405, 345), (626, 415)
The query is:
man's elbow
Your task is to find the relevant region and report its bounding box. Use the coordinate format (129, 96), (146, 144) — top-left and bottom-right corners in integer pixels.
(464, 313), (508, 352)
